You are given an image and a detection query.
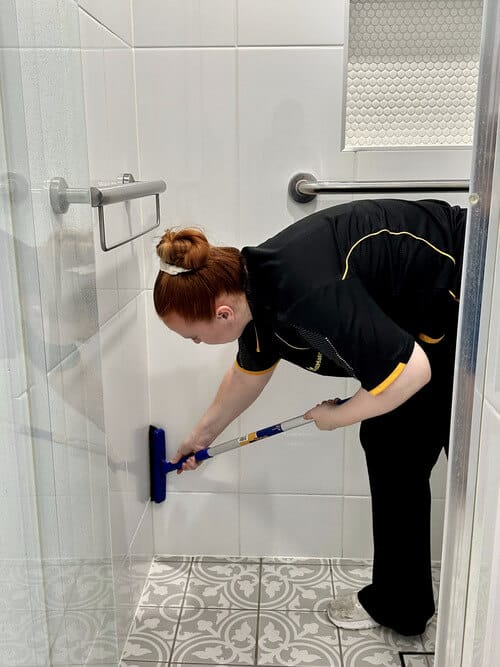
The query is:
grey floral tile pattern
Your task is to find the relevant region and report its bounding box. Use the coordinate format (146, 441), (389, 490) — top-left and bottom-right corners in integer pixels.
(121, 555), (440, 667)
(402, 654), (433, 666)
(171, 608), (257, 664)
(263, 556), (330, 565)
(331, 561), (372, 596)
(340, 626), (424, 667)
(140, 561), (191, 607)
(121, 607), (180, 662)
(260, 563), (332, 610)
(184, 562), (260, 609)
(194, 556), (260, 564)
(258, 610), (341, 666)
(421, 615), (437, 652)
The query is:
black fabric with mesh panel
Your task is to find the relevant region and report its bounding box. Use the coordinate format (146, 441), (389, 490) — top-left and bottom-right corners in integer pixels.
(236, 199), (466, 395)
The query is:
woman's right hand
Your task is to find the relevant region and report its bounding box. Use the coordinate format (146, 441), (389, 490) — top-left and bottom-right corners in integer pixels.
(170, 432), (214, 475)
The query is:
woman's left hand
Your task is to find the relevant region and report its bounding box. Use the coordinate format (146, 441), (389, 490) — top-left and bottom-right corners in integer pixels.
(304, 399), (343, 430)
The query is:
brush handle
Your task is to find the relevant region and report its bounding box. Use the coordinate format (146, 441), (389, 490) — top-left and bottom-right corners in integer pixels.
(164, 397), (349, 474)
(163, 448), (212, 474)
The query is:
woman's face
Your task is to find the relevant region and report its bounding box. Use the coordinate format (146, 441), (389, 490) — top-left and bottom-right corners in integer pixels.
(163, 309), (241, 345)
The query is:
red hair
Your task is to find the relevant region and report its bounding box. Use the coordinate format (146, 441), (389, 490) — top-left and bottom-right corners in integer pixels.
(153, 228), (245, 321)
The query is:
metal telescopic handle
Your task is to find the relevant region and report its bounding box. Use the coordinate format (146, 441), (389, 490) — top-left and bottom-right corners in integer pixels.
(164, 398), (350, 473)
(289, 172), (470, 203)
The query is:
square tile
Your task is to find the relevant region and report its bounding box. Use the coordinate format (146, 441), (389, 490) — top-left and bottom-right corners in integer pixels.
(263, 556), (330, 565)
(257, 610), (341, 666)
(238, 0), (345, 46)
(340, 626), (424, 667)
(402, 653), (433, 666)
(140, 561), (191, 607)
(420, 615), (437, 652)
(132, 0), (235, 46)
(171, 608), (257, 664)
(194, 556), (260, 564)
(331, 562), (372, 596)
(155, 555), (193, 564)
(260, 563), (333, 611)
(121, 606), (180, 662)
(184, 561), (260, 609)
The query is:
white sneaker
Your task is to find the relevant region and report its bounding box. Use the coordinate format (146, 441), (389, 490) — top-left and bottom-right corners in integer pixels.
(326, 592), (380, 630)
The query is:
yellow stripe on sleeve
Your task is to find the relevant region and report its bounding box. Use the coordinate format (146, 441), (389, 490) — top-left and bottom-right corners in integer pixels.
(369, 362), (407, 396)
(418, 333), (445, 344)
(234, 360), (279, 376)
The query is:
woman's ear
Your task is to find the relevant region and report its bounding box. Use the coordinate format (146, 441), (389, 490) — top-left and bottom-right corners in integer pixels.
(215, 305), (234, 321)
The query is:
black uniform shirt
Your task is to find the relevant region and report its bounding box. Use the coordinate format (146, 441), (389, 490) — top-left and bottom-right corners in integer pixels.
(236, 199), (466, 395)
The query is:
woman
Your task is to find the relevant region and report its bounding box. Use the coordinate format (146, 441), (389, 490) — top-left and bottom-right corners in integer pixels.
(153, 198), (466, 636)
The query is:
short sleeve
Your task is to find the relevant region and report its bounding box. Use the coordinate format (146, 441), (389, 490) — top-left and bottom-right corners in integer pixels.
(236, 321), (280, 375)
(282, 278), (415, 394)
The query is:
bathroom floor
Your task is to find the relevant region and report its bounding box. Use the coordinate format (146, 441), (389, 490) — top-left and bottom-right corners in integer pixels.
(120, 557), (439, 667)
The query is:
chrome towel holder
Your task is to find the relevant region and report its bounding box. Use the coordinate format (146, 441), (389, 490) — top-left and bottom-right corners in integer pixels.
(288, 172), (470, 203)
(49, 173), (166, 251)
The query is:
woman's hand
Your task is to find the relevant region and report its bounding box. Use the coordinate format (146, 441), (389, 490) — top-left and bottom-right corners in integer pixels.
(304, 398), (343, 431)
(170, 432), (214, 474)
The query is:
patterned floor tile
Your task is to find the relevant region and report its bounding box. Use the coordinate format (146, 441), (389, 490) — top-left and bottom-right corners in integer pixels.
(402, 653), (433, 666)
(263, 556), (330, 565)
(194, 556), (261, 564)
(49, 609), (114, 666)
(171, 608), (257, 664)
(260, 563), (333, 611)
(140, 560), (191, 607)
(431, 567), (440, 607)
(340, 626), (424, 667)
(65, 562), (115, 610)
(184, 561), (260, 609)
(420, 615), (437, 652)
(257, 610), (342, 666)
(331, 562), (372, 596)
(121, 606), (180, 662)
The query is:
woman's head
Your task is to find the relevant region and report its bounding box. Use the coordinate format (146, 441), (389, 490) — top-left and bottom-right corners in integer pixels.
(154, 228), (250, 343)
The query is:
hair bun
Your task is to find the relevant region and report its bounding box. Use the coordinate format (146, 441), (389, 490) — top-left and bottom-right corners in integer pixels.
(156, 228), (210, 271)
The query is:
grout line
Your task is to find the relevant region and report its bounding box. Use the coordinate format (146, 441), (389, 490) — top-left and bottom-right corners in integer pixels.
(167, 556), (194, 666)
(254, 559), (261, 667)
(78, 6), (132, 48)
(131, 44), (344, 50)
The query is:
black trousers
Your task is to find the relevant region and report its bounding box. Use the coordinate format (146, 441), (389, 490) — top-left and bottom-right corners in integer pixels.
(357, 309), (458, 636)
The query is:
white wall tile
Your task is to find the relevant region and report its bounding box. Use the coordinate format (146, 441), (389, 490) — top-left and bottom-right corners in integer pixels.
(484, 221), (500, 413)
(431, 498), (445, 562)
(343, 496), (373, 559)
(147, 295), (240, 494)
(238, 48), (354, 246)
(110, 491), (148, 558)
(355, 149), (472, 183)
(240, 494), (343, 557)
(153, 493), (240, 555)
(132, 0), (235, 47)
(100, 296), (149, 496)
(240, 425), (343, 494)
(79, 9), (127, 49)
(1, 0), (81, 48)
(239, 363), (346, 494)
(117, 294), (150, 499)
(430, 449), (448, 500)
(78, 0), (132, 45)
(135, 49), (238, 287)
(238, 0), (346, 46)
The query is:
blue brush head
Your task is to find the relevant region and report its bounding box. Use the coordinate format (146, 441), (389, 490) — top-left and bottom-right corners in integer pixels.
(149, 425), (167, 503)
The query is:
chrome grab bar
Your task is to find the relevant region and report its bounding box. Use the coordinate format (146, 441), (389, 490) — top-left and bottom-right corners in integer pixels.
(289, 172), (470, 203)
(49, 173), (167, 252)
